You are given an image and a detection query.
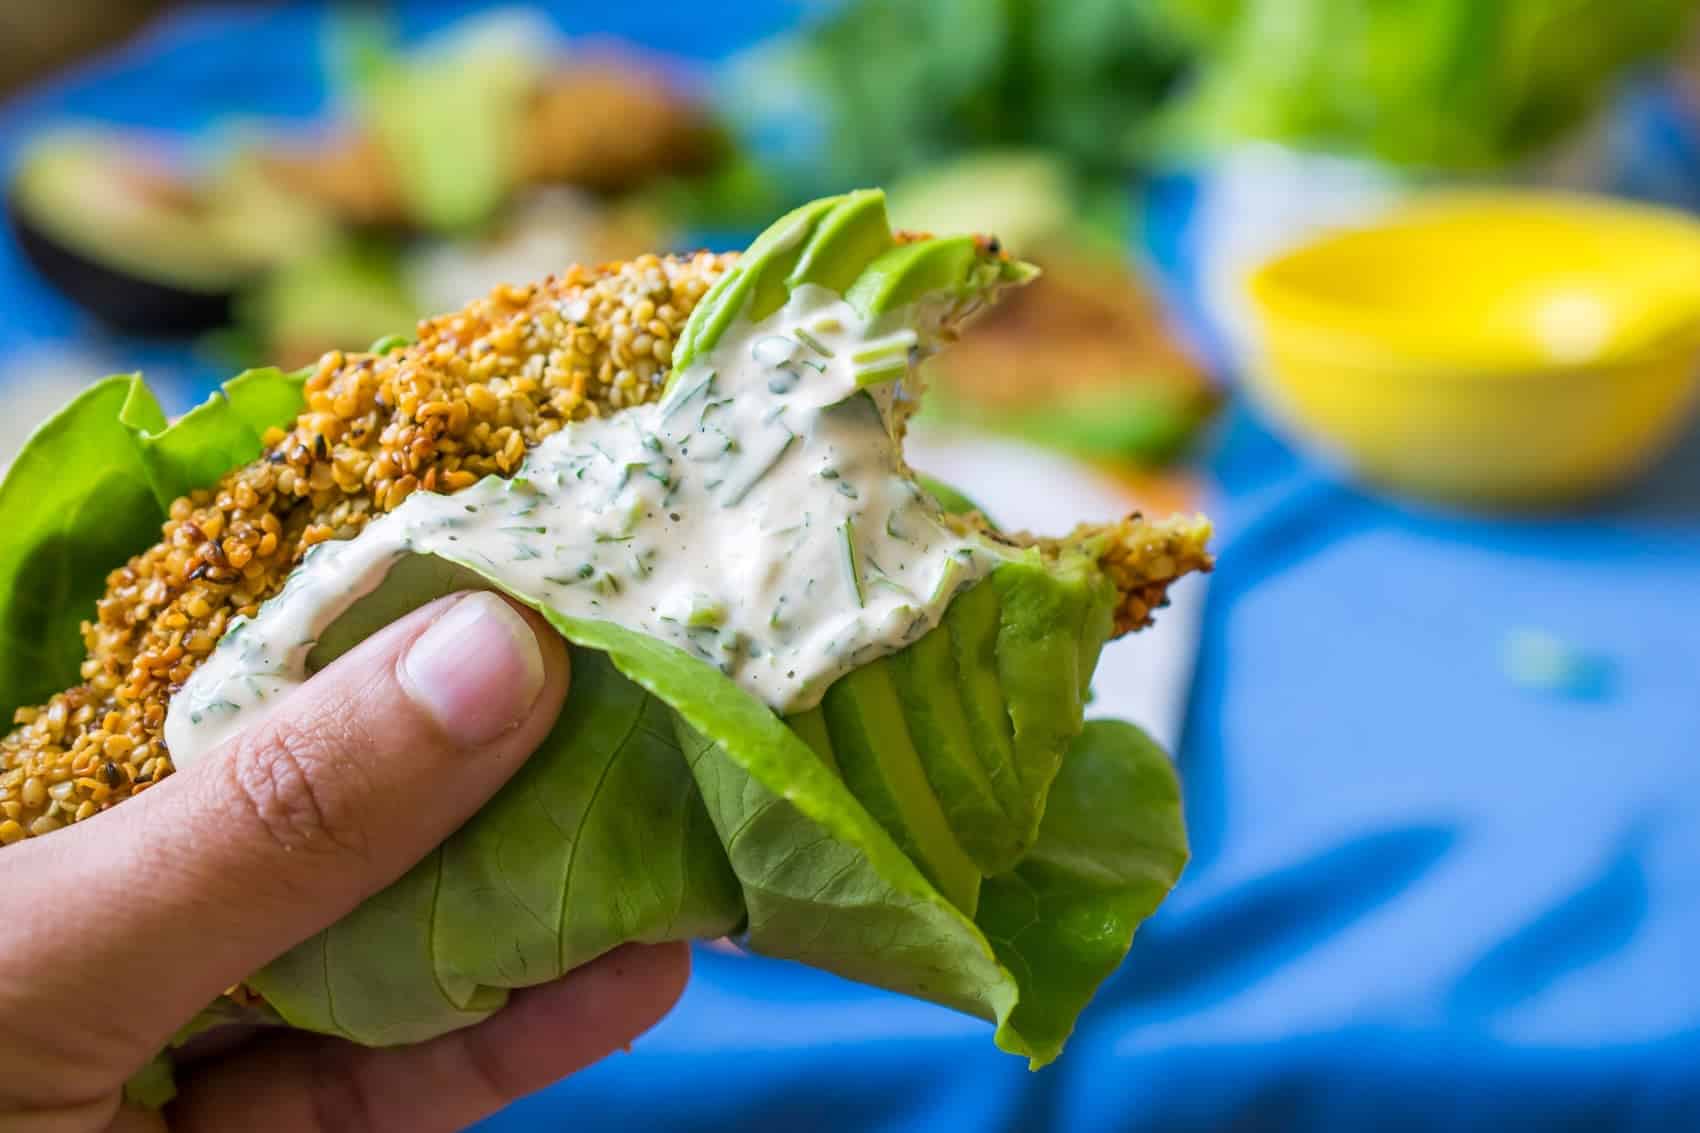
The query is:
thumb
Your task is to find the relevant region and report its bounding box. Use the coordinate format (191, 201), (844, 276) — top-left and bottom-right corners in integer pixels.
(0, 590), (569, 1055)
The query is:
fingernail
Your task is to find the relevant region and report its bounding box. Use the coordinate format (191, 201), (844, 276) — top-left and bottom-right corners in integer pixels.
(402, 593), (546, 745)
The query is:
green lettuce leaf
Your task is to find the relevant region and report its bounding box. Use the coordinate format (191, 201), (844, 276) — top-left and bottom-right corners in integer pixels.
(1150, 0), (1695, 170)
(978, 719), (1188, 1055)
(0, 367), (305, 719)
(241, 527), (1170, 1066)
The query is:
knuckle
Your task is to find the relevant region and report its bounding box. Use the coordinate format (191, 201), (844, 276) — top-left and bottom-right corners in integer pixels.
(223, 718), (370, 860)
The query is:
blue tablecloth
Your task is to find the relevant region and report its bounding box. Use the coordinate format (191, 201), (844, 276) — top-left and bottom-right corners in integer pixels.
(3, 4), (1698, 1128)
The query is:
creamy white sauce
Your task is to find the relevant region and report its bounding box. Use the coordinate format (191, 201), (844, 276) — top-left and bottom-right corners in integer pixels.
(166, 285), (1001, 767)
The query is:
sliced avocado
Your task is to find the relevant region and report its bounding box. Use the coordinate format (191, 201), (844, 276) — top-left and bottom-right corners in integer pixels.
(671, 194), (844, 375)
(785, 189), (895, 298)
(991, 556), (1113, 813)
(942, 578), (1029, 844)
(888, 619), (1025, 876)
(845, 236), (1034, 318)
(927, 382), (1212, 466)
(819, 661), (982, 916)
(786, 704), (839, 776)
(671, 189), (1034, 380)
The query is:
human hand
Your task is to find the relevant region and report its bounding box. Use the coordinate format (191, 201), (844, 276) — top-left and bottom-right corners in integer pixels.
(0, 592), (690, 1132)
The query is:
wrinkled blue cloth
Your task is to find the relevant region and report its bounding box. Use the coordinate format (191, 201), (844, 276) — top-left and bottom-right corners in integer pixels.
(2, 4), (1698, 1129)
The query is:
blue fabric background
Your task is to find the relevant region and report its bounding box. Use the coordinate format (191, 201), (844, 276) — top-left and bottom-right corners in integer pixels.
(2, 4), (1697, 1128)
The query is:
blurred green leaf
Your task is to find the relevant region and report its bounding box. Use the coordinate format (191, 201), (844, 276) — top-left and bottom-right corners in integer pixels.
(768, 0), (1190, 188)
(1150, 0), (1696, 170)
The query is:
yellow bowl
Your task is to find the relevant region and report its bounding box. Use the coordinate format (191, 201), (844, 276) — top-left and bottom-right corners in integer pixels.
(1245, 192), (1700, 508)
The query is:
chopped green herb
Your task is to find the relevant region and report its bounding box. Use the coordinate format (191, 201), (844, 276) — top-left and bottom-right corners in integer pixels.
(794, 328), (836, 357)
(660, 370), (716, 421)
(852, 356), (908, 387)
(688, 599), (728, 628)
(721, 432), (797, 506)
(840, 518), (864, 608)
(870, 576), (914, 600)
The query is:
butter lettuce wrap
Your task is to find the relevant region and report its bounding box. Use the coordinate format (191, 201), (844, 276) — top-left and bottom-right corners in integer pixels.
(0, 192), (1208, 1095)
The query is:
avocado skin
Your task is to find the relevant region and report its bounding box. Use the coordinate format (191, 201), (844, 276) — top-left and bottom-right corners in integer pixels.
(7, 192), (235, 336)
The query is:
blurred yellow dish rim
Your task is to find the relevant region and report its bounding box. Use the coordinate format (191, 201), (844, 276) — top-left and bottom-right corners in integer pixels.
(1246, 191), (1700, 507)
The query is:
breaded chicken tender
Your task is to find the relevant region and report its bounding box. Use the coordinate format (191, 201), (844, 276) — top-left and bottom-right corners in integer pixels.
(0, 247), (1208, 844)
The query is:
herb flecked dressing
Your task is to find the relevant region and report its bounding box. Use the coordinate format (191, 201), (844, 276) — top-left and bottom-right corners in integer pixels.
(166, 285), (1001, 767)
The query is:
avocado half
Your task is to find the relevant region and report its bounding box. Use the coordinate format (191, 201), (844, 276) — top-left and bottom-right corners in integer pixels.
(7, 131), (326, 336)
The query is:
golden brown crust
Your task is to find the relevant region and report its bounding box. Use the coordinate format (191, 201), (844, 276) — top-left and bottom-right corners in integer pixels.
(1089, 512), (1215, 635)
(0, 244), (1210, 847)
(0, 251), (733, 842)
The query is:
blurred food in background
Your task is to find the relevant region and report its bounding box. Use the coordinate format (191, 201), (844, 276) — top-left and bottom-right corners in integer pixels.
(926, 248), (1216, 465)
(723, 0), (1228, 478)
(8, 0), (1700, 504)
(6, 9), (741, 367)
(887, 152), (1220, 470)
(254, 14), (719, 230)
(8, 129), (337, 335)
